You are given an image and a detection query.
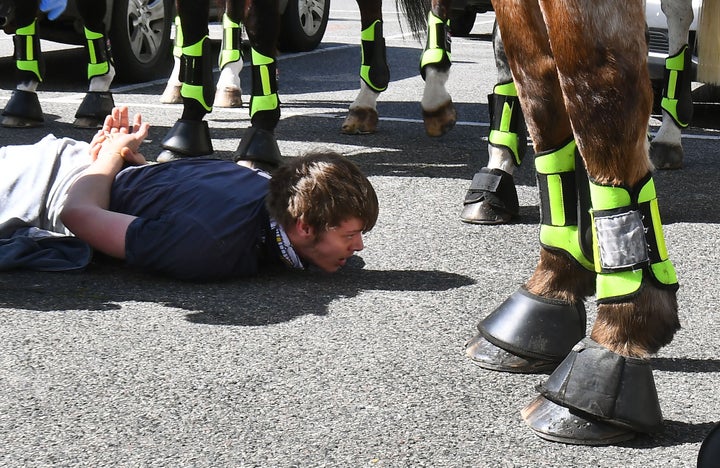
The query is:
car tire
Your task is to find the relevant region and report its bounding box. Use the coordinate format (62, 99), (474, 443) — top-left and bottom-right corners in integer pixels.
(109, 0), (173, 82)
(450, 10), (477, 37)
(278, 0), (330, 53)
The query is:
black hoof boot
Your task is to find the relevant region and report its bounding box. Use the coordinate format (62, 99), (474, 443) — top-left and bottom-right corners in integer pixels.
(522, 338), (664, 445)
(465, 288), (586, 373)
(1, 89), (44, 127)
(73, 91), (115, 129)
(460, 168), (519, 224)
(158, 119), (214, 162)
(235, 127), (283, 173)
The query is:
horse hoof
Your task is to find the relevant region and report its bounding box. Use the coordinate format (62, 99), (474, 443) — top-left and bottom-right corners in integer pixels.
(460, 168), (519, 224)
(160, 84), (182, 104)
(1, 115), (43, 128)
(341, 107), (378, 134)
(422, 101), (457, 137)
(465, 334), (559, 373)
(521, 395), (636, 445)
(72, 116), (103, 129)
(214, 87), (243, 108)
(649, 141), (683, 169)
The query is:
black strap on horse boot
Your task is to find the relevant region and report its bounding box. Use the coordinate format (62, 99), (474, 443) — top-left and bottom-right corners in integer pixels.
(661, 44), (693, 129)
(460, 167), (519, 224)
(522, 337), (663, 444)
(13, 19), (44, 83)
(420, 11), (451, 79)
(234, 127), (283, 173)
(360, 20), (389, 92)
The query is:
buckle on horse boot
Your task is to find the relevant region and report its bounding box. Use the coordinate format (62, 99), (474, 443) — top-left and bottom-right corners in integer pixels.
(466, 287), (586, 373)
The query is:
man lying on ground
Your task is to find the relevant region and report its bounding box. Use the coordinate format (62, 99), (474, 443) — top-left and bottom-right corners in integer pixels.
(0, 106), (379, 280)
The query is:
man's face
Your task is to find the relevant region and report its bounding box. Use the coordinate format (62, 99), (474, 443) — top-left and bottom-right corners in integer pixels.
(301, 217), (366, 272)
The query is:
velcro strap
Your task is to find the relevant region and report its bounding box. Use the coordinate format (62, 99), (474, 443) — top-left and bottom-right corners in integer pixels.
(467, 170), (501, 193)
(537, 171), (577, 227)
(592, 208), (649, 272)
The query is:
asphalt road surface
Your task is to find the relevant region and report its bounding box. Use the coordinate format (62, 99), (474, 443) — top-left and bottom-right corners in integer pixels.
(1, 3), (719, 467)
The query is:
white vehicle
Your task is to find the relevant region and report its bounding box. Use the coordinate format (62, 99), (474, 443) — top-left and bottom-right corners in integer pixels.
(645, 0), (702, 82)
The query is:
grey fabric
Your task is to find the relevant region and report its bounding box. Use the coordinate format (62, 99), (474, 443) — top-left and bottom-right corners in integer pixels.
(594, 209), (649, 271)
(0, 135), (93, 271)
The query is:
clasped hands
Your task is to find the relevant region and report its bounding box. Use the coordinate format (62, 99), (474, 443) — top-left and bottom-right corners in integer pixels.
(89, 106), (150, 166)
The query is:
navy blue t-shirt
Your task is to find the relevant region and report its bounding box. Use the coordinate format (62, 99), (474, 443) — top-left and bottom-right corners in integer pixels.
(109, 159), (282, 280)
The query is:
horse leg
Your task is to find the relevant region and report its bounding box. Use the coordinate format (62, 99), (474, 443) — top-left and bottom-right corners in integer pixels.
(341, 0), (388, 135)
(1, 0), (44, 128)
(214, 0), (244, 108)
(465, 0), (594, 374)
(497, 0), (679, 444)
(73, 0), (116, 129)
(233, 0), (283, 171)
(460, 23), (526, 224)
(420, 4), (456, 137)
(158, 0), (215, 161)
(649, 0), (694, 169)
(159, 13), (184, 104)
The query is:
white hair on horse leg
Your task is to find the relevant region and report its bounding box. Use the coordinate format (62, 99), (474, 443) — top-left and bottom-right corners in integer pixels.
(661, 0), (694, 55)
(217, 61), (243, 90)
(88, 64), (116, 92)
(420, 67), (451, 111)
(349, 81), (379, 111)
(487, 145), (517, 174)
(17, 81), (39, 93)
(697, 0), (720, 84)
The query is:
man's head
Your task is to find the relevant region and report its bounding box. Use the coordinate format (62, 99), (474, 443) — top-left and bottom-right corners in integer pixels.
(267, 151), (379, 272)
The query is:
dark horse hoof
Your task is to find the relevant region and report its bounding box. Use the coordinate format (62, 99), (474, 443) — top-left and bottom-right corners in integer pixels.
(73, 91), (115, 129)
(460, 168), (519, 225)
(1, 89), (44, 127)
(234, 127), (283, 173)
(521, 395), (636, 445)
(465, 334), (559, 373)
(649, 141), (683, 170)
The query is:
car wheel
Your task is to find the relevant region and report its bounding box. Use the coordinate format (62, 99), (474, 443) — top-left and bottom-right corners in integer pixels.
(278, 0), (330, 52)
(109, 0), (173, 83)
(450, 10), (477, 37)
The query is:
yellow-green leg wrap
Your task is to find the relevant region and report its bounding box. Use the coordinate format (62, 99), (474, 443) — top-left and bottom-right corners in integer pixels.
(590, 174), (679, 303)
(250, 48), (279, 118)
(84, 27), (111, 79)
(661, 44), (693, 128)
(420, 11), (451, 80)
(488, 80), (527, 166)
(13, 20), (43, 82)
(360, 20), (389, 92)
(536, 139), (594, 271)
(219, 13), (242, 70)
(172, 16), (183, 58)
(180, 36), (214, 112)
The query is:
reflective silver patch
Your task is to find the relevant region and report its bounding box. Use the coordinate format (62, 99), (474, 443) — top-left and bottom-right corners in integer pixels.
(595, 210), (649, 271)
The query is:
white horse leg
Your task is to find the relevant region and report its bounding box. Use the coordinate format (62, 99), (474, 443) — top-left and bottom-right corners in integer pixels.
(421, 67), (457, 136)
(160, 16), (183, 104)
(214, 12), (243, 108)
(650, 0), (694, 169)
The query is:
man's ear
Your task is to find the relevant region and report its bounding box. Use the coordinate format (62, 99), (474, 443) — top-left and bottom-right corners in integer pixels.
(295, 218), (315, 239)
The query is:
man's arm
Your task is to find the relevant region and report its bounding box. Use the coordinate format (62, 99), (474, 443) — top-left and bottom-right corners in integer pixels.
(60, 107), (149, 259)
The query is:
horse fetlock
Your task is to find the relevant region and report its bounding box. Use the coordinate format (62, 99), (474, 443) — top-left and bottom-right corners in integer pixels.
(526, 248), (596, 303)
(420, 11), (451, 80)
(590, 174), (679, 304)
(360, 20), (389, 92)
(488, 81), (527, 166)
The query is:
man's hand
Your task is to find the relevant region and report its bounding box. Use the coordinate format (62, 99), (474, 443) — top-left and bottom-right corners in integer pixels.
(89, 106), (150, 165)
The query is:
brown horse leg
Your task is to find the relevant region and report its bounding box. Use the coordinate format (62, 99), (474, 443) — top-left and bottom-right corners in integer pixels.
(519, 0), (679, 444)
(342, 0), (387, 135)
(465, 0), (595, 374)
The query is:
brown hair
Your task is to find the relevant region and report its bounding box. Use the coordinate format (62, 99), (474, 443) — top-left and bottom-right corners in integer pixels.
(267, 151), (379, 233)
